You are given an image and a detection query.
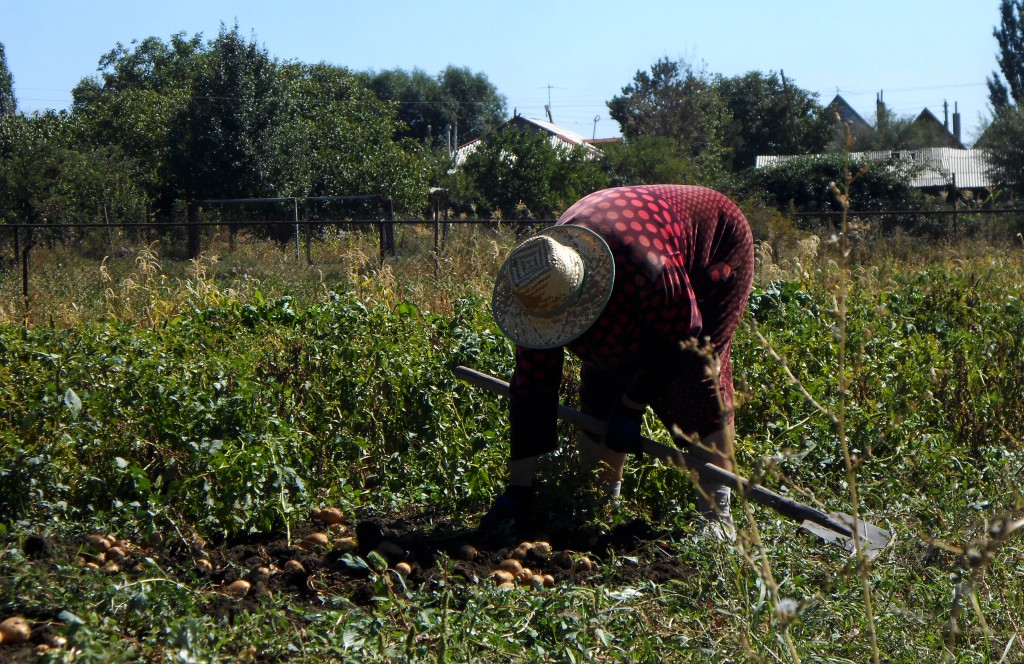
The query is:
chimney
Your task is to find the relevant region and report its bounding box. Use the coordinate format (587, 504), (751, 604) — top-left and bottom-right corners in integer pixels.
(943, 100), (949, 129)
(953, 102), (962, 145)
(544, 104), (553, 123)
(876, 91), (886, 130)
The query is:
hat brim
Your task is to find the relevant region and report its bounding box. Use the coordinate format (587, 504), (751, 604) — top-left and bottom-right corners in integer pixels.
(492, 225), (615, 350)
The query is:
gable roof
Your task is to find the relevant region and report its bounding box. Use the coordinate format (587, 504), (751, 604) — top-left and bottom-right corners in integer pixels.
(507, 115), (599, 151)
(827, 95), (873, 135)
(912, 108), (966, 149)
(453, 114), (603, 168)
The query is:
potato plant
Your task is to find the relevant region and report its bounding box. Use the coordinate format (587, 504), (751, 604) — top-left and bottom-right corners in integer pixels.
(0, 236), (1022, 661)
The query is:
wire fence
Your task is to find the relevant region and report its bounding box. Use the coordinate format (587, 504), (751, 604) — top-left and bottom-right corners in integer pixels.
(3, 202), (1023, 323)
(0, 208), (551, 320)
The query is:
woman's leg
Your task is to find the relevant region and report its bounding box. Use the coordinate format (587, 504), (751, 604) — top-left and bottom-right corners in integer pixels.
(579, 363), (629, 495)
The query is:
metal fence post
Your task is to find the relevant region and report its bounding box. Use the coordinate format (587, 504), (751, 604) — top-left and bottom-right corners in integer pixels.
(293, 197), (300, 262)
(379, 197), (396, 265)
(187, 201), (201, 259)
(951, 173), (959, 236)
(21, 229), (36, 326)
(304, 198), (312, 265)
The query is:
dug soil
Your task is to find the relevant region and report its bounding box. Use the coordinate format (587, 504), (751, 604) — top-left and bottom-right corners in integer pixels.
(4, 509), (695, 659)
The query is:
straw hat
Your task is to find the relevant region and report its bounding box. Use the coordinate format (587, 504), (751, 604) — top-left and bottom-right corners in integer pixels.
(492, 225), (615, 349)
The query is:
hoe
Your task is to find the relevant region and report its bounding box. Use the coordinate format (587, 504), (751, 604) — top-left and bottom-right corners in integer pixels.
(454, 365), (891, 558)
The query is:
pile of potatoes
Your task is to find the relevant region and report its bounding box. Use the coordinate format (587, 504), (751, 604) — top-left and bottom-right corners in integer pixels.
(310, 506), (357, 552)
(485, 541), (593, 591)
(75, 533), (143, 575)
(209, 506), (357, 598)
(312, 507), (422, 578)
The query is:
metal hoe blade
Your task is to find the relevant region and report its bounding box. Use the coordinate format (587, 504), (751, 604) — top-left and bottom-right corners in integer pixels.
(800, 513), (891, 558)
(453, 365), (891, 557)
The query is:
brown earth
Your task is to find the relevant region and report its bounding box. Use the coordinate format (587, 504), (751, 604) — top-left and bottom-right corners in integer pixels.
(1, 511), (694, 660)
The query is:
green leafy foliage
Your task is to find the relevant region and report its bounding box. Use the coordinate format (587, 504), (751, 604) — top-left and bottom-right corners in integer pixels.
(718, 70), (833, 170)
(756, 153), (925, 214)
(1, 243), (1024, 660)
(607, 57), (730, 182)
(0, 41), (15, 116)
(363, 65), (506, 145)
(461, 126), (608, 219)
(65, 26), (429, 220)
(0, 111), (149, 238)
(600, 135), (711, 188)
(0, 290), (512, 537)
(978, 105), (1024, 197)
(988, 0), (1024, 113)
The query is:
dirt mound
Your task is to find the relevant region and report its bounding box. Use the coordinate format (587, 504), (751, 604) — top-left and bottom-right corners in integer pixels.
(4, 510), (695, 652)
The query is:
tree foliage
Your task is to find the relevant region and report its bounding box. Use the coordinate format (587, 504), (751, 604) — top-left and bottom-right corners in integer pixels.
(757, 154), (923, 214)
(979, 106), (1024, 196)
(852, 110), (957, 151)
(0, 112), (148, 237)
(607, 57), (729, 181)
(988, 0), (1024, 113)
(269, 63), (428, 210)
(600, 135), (710, 187)
(717, 71), (832, 169)
(68, 26), (428, 218)
(72, 34), (201, 207)
(460, 127), (607, 219)
(606, 60), (832, 178)
(166, 25), (283, 202)
(364, 65), (506, 146)
(0, 42), (15, 115)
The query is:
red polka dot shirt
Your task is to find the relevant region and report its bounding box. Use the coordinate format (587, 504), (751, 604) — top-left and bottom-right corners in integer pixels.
(508, 185), (749, 459)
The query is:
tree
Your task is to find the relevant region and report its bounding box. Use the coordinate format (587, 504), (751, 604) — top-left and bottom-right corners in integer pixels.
(717, 71), (832, 170)
(72, 33), (202, 209)
(364, 68), (441, 142)
(69, 27), (430, 218)
(607, 57), (730, 182)
(436, 66), (506, 143)
(988, 0), (1024, 113)
(461, 127), (607, 219)
(364, 65), (506, 146)
(0, 42), (15, 115)
(600, 135), (708, 187)
(0, 111), (148, 245)
(979, 106), (1024, 196)
(167, 24), (282, 202)
(269, 62), (429, 211)
(757, 153), (923, 214)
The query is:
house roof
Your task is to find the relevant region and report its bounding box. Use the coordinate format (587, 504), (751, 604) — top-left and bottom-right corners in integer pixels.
(912, 108), (966, 149)
(585, 137), (624, 147)
(755, 147), (993, 189)
(510, 115), (597, 149)
(453, 115), (604, 167)
(827, 95), (873, 133)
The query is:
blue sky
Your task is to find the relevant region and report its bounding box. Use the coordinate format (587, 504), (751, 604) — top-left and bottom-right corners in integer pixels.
(0, 1), (1005, 145)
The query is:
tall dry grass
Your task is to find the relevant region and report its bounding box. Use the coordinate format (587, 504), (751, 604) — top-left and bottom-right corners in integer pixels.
(0, 222), (519, 327)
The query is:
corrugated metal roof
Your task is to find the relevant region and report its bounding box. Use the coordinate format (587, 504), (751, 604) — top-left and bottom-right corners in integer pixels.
(452, 115), (603, 168)
(513, 116), (594, 147)
(755, 148), (993, 189)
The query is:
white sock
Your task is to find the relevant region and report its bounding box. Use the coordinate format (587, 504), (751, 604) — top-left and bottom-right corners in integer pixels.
(600, 480), (622, 499)
(697, 483), (733, 523)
